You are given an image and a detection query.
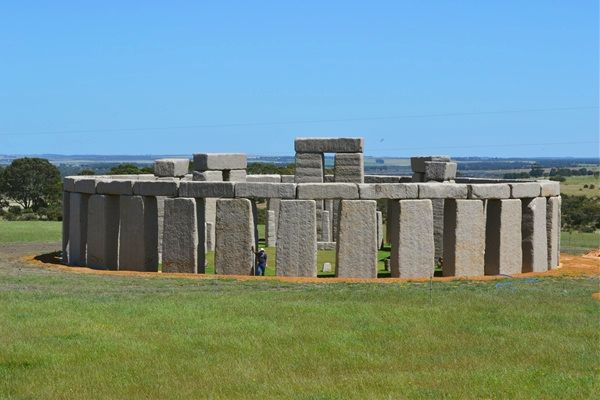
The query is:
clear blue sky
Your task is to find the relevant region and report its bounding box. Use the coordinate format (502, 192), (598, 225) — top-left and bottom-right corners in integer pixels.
(1, 1), (598, 157)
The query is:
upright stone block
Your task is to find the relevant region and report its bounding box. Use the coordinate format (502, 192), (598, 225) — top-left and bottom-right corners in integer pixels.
(484, 199), (522, 275)
(411, 156), (451, 173)
(336, 200), (378, 278)
(62, 191), (70, 264)
(154, 158), (189, 177)
(193, 170), (224, 181)
(521, 197), (548, 272)
(68, 192), (90, 266)
(386, 199), (399, 246)
(424, 161), (457, 182)
(205, 198), (217, 251)
(228, 169), (247, 182)
(321, 210), (331, 242)
(266, 210), (277, 247)
(196, 198), (206, 272)
(118, 196), (159, 272)
(432, 199), (444, 259)
(376, 211), (384, 250)
(193, 153), (247, 171)
(334, 153), (364, 183)
(205, 222), (213, 252)
(443, 199), (485, 277)
(295, 153), (324, 183)
(276, 200), (317, 277)
(214, 199), (255, 275)
(251, 200), (259, 250)
(390, 200), (435, 278)
(86, 195), (120, 270)
(162, 198), (199, 273)
(546, 196), (560, 269)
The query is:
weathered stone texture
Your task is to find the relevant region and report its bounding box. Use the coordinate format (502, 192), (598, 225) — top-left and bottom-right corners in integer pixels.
(418, 182), (468, 199)
(118, 196), (158, 272)
(443, 199), (485, 277)
(227, 169), (247, 182)
(521, 197), (548, 272)
(214, 199), (255, 275)
(424, 161), (457, 181)
(246, 174), (281, 183)
(62, 191), (70, 264)
(432, 199), (444, 259)
(68, 192), (90, 266)
(484, 199), (522, 275)
(295, 153), (324, 183)
(133, 180), (179, 196)
(266, 210), (277, 247)
(318, 242), (336, 250)
(321, 210), (331, 242)
(539, 180), (560, 197)
(334, 153), (364, 183)
(193, 171), (224, 181)
(364, 175), (401, 183)
(390, 200), (435, 278)
(296, 183), (359, 199)
(74, 178), (97, 194)
(154, 158), (189, 177)
(469, 184), (511, 199)
(336, 200), (378, 278)
(86, 195), (120, 270)
(546, 196), (560, 269)
(276, 200), (317, 277)
(96, 179), (134, 195)
(280, 175), (295, 183)
(234, 183), (296, 199)
(179, 182), (235, 198)
(359, 183), (419, 199)
(295, 137), (364, 153)
(510, 182), (541, 198)
(193, 153), (247, 171)
(162, 198), (198, 273)
(411, 156), (451, 173)
(376, 211), (384, 250)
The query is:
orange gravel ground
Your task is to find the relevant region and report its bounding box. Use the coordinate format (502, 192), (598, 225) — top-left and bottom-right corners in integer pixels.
(23, 251), (599, 285)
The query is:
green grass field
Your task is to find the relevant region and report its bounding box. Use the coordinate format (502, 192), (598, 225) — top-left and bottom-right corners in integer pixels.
(559, 175), (600, 197)
(0, 221), (62, 243)
(1, 263), (598, 399)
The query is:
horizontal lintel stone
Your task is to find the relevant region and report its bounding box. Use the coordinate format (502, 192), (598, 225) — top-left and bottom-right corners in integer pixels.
(294, 137), (364, 153)
(468, 184), (511, 199)
(73, 178), (97, 194)
(154, 158), (190, 177)
(96, 179), (134, 195)
(418, 182), (468, 199)
(510, 182), (541, 198)
(364, 175), (401, 183)
(179, 181), (235, 198)
(132, 180), (179, 196)
(296, 183), (359, 199)
(193, 171), (223, 181)
(193, 153), (247, 171)
(538, 180), (561, 197)
(245, 174), (281, 183)
(359, 183), (419, 199)
(235, 183), (296, 199)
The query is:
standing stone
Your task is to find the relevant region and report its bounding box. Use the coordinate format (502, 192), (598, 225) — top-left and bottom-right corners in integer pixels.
(322, 262), (332, 273)
(432, 199), (445, 259)
(276, 200), (317, 277)
(336, 200), (378, 278)
(295, 153), (324, 183)
(68, 192), (90, 266)
(162, 198), (198, 273)
(484, 199), (522, 275)
(251, 200), (260, 250)
(386, 199), (400, 246)
(267, 198), (281, 242)
(119, 196), (159, 272)
(376, 211), (384, 250)
(522, 197), (548, 272)
(321, 210), (331, 242)
(266, 210), (277, 247)
(156, 196), (166, 263)
(205, 222), (213, 252)
(62, 191), (70, 264)
(546, 197), (560, 269)
(204, 198), (217, 251)
(86, 195), (120, 270)
(334, 153), (364, 183)
(196, 199), (206, 272)
(390, 200), (435, 278)
(215, 199), (255, 275)
(443, 199), (485, 277)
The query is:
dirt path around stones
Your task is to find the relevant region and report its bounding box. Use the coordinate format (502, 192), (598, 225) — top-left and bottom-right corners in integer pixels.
(4, 242), (598, 285)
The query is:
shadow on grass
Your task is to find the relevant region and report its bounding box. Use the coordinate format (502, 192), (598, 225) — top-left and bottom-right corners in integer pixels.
(34, 251), (63, 265)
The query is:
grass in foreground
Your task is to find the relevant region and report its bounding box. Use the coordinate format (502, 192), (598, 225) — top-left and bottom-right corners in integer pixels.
(0, 263), (598, 399)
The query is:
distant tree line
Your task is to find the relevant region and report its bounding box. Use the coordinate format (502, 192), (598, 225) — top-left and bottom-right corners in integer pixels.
(503, 165), (599, 180)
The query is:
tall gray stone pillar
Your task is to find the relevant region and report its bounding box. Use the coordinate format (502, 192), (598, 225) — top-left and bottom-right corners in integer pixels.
(119, 195), (159, 272)
(376, 211), (384, 250)
(432, 199), (445, 259)
(336, 200), (378, 278)
(276, 200), (317, 277)
(62, 191), (70, 264)
(321, 210), (331, 242)
(196, 199), (206, 272)
(267, 198), (281, 240)
(215, 199), (255, 275)
(390, 200), (435, 278)
(204, 198), (217, 251)
(334, 153), (364, 183)
(387, 199), (400, 246)
(251, 200), (260, 250)
(295, 153), (324, 183)
(86, 194), (120, 270)
(156, 196), (166, 264)
(68, 192), (90, 266)
(546, 196), (560, 269)
(484, 199), (522, 275)
(443, 199), (485, 277)
(266, 210), (277, 247)
(522, 197), (548, 272)
(162, 198), (199, 273)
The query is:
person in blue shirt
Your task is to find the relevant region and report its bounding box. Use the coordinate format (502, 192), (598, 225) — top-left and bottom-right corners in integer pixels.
(252, 246), (267, 276)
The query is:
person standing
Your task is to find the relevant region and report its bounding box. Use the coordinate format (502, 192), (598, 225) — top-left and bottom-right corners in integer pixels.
(252, 247), (267, 276)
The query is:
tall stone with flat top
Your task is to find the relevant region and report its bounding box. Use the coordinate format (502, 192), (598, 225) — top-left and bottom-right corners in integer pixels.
(86, 194), (120, 270)
(521, 197), (548, 272)
(266, 210), (277, 247)
(390, 200), (435, 278)
(295, 153), (324, 183)
(215, 199), (255, 275)
(68, 192), (90, 266)
(484, 199), (522, 275)
(62, 191), (70, 264)
(334, 153), (364, 183)
(119, 195), (159, 272)
(162, 198), (199, 273)
(336, 200), (378, 278)
(276, 200), (317, 277)
(443, 199), (485, 277)
(546, 196), (560, 269)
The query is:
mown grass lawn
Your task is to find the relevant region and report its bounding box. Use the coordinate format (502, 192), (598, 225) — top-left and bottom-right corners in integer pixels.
(0, 221), (61, 243)
(1, 264), (598, 399)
